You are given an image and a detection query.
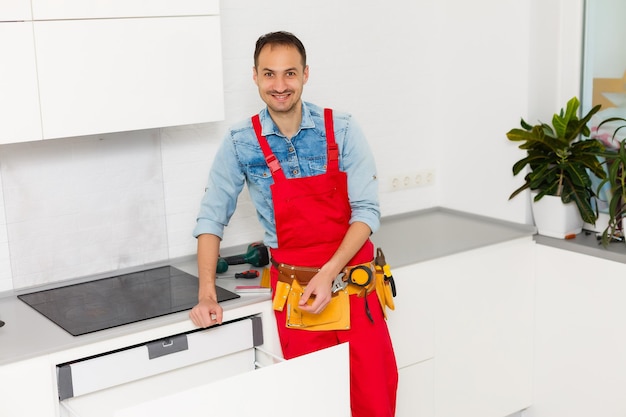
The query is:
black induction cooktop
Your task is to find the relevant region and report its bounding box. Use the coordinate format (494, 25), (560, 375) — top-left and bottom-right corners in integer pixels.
(18, 266), (240, 336)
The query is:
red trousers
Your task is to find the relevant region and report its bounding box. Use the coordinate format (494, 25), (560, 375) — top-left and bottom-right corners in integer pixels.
(272, 273), (398, 417)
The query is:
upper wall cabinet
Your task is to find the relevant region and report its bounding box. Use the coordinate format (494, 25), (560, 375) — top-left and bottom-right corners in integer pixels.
(30, 0), (219, 19)
(34, 16), (224, 139)
(0, 22), (43, 144)
(0, 0), (32, 21)
(0, 0), (224, 143)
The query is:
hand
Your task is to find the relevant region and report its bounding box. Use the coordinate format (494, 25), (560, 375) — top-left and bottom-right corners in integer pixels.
(298, 271), (334, 315)
(189, 297), (223, 328)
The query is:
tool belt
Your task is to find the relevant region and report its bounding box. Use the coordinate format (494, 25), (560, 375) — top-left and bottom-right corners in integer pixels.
(271, 259), (378, 331)
(271, 259), (377, 296)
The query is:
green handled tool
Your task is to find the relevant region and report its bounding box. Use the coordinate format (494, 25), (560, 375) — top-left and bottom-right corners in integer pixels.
(216, 242), (269, 273)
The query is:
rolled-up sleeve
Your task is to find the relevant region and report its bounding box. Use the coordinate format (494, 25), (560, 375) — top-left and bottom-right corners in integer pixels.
(193, 133), (245, 238)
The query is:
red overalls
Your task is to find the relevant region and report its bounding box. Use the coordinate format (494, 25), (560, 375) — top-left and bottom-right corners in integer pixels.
(252, 109), (398, 417)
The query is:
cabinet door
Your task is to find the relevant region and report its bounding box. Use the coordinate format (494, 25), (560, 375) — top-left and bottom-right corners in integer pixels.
(433, 238), (535, 417)
(396, 359), (435, 417)
(386, 262), (435, 368)
(31, 0), (219, 20)
(528, 245), (626, 417)
(34, 16), (224, 140)
(61, 344), (350, 417)
(0, 0), (31, 21)
(0, 356), (57, 417)
(0, 22), (42, 144)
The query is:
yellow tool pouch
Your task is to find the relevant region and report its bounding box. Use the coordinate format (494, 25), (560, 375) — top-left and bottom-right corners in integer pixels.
(375, 267), (395, 318)
(272, 280), (291, 312)
(273, 278), (350, 331)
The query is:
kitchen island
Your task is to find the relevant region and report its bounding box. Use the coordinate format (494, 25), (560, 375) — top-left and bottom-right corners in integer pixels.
(0, 207), (536, 417)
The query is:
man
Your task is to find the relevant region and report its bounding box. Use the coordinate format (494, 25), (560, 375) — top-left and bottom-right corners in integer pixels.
(190, 31), (398, 417)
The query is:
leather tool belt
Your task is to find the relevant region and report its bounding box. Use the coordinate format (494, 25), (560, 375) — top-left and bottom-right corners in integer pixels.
(271, 259), (377, 296)
(271, 259), (377, 331)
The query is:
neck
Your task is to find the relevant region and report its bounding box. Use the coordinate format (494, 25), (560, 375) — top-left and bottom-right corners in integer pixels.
(268, 102), (302, 139)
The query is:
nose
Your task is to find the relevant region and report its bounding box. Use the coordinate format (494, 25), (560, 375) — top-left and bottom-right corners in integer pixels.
(273, 74), (288, 92)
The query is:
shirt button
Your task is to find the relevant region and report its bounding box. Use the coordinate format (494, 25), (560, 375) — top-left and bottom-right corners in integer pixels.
(288, 146), (294, 152)
(292, 169), (299, 175)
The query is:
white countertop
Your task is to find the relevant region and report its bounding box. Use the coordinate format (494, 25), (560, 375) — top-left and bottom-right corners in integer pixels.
(0, 207), (535, 366)
(0, 258), (272, 366)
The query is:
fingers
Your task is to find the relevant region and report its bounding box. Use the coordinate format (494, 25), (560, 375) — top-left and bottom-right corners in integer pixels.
(189, 303), (223, 328)
(298, 290), (330, 314)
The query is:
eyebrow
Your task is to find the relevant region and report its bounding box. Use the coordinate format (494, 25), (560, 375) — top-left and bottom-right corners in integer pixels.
(261, 67), (299, 73)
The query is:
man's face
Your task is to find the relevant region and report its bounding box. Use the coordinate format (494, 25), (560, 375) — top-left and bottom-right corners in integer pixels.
(253, 44), (309, 116)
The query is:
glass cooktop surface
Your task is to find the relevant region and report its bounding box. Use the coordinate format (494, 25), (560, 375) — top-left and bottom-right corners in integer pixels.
(18, 266), (240, 336)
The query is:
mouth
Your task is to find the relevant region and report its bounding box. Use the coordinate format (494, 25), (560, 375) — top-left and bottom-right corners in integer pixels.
(270, 91), (292, 102)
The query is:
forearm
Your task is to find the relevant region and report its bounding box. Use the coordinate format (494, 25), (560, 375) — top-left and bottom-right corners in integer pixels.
(197, 233), (221, 302)
(320, 221), (372, 281)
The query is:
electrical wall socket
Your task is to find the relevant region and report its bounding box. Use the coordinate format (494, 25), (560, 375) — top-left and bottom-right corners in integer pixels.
(388, 169), (435, 191)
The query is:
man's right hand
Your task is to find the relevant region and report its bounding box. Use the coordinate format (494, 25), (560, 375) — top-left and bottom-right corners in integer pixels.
(189, 297), (223, 328)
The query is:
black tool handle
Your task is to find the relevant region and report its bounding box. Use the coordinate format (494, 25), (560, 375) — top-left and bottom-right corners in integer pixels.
(223, 254), (246, 265)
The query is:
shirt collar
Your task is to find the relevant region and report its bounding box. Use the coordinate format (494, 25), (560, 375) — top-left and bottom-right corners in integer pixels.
(259, 102), (316, 138)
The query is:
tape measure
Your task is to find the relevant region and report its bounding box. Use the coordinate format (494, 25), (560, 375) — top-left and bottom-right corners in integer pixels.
(348, 265), (372, 287)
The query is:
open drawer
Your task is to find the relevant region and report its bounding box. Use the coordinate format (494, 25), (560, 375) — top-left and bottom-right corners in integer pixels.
(58, 317), (350, 417)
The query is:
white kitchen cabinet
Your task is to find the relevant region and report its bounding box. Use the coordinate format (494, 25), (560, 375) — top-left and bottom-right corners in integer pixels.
(31, 0), (219, 20)
(397, 359), (435, 417)
(386, 260), (436, 416)
(34, 16), (224, 140)
(61, 344), (350, 417)
(526, 244), (626, 417)
(0, 0), (31, 21)
(433, 237), (535, 417)
(0, 22), (42, 144)
(388, 237), (534, 417)
(0, 355), (57, 417)
(0, 0), (224, 144)
(387, 262), (435, 368)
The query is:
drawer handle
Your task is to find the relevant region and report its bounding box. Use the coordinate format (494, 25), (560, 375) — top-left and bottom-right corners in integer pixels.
(147, 335), (188, 359)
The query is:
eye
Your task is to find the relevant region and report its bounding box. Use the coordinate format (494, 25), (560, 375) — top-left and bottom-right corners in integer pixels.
(286, 71), (296, 77)
(264, 72), (274, 78)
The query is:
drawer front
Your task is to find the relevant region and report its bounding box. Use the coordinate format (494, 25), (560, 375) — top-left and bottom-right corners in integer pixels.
(61, 343), (350, 417)
(58, 317), (260, 400)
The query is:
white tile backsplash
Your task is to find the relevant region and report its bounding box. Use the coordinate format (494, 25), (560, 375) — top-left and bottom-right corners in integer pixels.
(1, 130), (168, 289)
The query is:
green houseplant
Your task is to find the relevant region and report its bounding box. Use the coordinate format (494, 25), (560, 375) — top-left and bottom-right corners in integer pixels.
(506, 97), (606, 230)
(596, 116), (626, 246)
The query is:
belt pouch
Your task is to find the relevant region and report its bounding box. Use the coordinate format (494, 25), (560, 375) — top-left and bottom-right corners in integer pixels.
(286, 279), (350, 331)
(272, 280), (291, 312)
(375, 267), (395, 318)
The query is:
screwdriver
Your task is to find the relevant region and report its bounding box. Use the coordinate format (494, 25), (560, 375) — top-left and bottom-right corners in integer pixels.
(234, 270), (260, 279)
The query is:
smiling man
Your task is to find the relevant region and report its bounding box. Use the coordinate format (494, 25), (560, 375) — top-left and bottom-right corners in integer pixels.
(190, 31), (398, 417)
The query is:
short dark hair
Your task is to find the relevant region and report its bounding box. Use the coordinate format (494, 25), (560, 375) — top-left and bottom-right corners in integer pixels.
(254, 31), (307, 69)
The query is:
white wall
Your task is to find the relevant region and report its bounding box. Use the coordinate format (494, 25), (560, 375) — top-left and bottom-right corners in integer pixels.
(0, 0), (583, 291)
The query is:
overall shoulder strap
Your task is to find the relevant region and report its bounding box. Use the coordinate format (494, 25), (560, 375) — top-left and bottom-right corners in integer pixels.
(324, 108), (339, 172)
(252, 114), (285, 181)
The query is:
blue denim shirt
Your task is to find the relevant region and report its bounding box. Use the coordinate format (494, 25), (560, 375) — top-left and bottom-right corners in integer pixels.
(193, 101), (381, 248)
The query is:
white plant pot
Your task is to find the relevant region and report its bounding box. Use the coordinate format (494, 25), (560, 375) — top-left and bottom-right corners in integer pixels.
(531, 194), (584, 238)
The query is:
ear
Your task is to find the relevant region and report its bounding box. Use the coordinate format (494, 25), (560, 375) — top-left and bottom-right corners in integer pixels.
(303, 65), (309, 85)
(253, 66), (258, 85)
